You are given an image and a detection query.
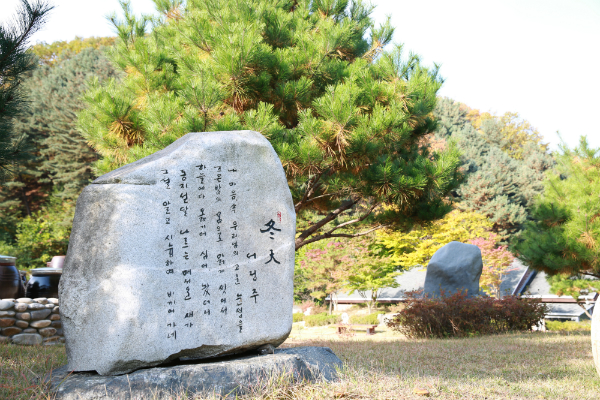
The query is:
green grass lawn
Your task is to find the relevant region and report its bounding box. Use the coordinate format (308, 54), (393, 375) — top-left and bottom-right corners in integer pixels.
(1, 331), (598, 399)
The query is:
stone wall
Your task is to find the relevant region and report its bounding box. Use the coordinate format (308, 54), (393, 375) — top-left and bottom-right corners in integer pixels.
(0, 297), (64, 345)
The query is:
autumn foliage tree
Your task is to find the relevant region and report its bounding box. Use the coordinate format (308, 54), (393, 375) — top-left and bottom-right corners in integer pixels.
(344, 238), (398, 313)
(298, 241), (352, 313)
(375, 209), (491, 269)
(78, 0), (462, 250)
(469, 233), (514, 298)
(30, 36), (116, 66)
(466, 109), (548, 160)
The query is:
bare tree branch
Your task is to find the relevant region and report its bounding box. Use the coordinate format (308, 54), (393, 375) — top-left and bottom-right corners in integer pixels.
(576, 302), (593, 319)
(296, 224), (387, 249)
(295, 198), (358, 249)
(582, 271), (600, 279)
(302, 190), (346, 205)
(295, 202), (380, 249)
(324, 202), (379, 234)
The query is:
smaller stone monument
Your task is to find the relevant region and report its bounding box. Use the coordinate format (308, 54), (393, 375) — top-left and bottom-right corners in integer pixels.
(423, 241), (483, 298)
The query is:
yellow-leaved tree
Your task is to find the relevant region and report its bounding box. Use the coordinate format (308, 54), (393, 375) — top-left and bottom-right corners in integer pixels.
(30, 36), (116, 66)
(465, 109), (548, 160)
(376, 210), (492, 269)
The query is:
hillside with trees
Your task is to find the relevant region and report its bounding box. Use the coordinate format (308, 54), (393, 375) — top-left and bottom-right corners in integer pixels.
(0, 38), (118, 267)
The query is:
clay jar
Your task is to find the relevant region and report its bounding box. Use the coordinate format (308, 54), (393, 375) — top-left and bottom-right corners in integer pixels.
(26, 267), (62, 299)
(0, 255), (25, 299)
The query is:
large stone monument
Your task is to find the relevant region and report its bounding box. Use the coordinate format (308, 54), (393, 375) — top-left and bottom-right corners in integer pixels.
(60, 131), (297, 376)
(423, 241), (483, 298)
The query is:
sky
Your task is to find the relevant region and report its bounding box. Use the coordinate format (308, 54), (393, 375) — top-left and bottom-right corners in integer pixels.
(1, 0), (599, 151)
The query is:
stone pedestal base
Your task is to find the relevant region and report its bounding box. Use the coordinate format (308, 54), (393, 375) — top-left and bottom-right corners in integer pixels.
(47, 347), (341, 399)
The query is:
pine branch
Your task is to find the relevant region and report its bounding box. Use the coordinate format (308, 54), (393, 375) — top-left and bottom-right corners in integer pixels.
(325, 202), (380, 234)
(582, 271), (600, 279)
(295, 201), (381, 250)
(576, 302), (593, 319)
(302, 190), (346, 206)
(295, 198), (358, 249)
(0, 0), (53, 70)
(296, 224), (386, 249)
(294, 170), (326, 213)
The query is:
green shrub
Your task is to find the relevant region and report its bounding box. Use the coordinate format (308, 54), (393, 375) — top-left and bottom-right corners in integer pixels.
(293, 313), (305, 323)
(386, 291), (548, 338)
(546, 320), (591, 332)
(304, 313), (340, 327)
(349, 313), (384, 325)
(4, 199), (74, 270)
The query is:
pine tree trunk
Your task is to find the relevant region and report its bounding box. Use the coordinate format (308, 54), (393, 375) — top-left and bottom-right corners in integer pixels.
(19, 175), (31, 217)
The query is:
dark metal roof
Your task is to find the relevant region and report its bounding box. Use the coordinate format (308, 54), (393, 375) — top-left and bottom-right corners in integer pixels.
(333, 265), (427, 302)
(499, 259), (529, 296)
(545, 303), (595, 319)
(332, 259), (598, 321)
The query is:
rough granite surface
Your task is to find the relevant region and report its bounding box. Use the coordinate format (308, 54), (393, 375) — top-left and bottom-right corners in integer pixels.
(47, 347), (341, 399)
(423, 241), (483, 298)
(60, 131), (296, 375)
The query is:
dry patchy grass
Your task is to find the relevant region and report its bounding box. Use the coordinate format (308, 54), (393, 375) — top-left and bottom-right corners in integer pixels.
(280, 331), (600, 400)
(0, 331), (598, 399)
(0, 343), (66, 400)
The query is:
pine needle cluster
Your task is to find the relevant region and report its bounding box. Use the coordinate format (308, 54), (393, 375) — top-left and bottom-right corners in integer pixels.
(0, 0), (53, 181)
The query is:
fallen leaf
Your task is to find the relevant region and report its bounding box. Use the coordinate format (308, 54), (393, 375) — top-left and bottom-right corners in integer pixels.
(413, 388), (430, 396)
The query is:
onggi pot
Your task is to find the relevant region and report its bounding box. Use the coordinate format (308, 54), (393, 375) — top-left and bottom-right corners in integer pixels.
(593, 304), (600, 377)
(0, 255), (25, 299)
(25, 267), (62, 299)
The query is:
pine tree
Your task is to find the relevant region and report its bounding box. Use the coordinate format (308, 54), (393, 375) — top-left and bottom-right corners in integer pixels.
(78, 0), (463, 250)
(0, 0), (53, 181)
(514, 137), (600, 278)
(433, 96), (471, 140)
(433, 98), (553, 241)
